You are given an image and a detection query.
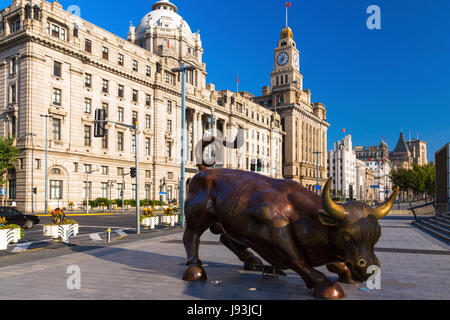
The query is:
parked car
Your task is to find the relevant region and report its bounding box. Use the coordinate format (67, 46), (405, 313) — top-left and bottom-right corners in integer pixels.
(0, 207), (40, 229)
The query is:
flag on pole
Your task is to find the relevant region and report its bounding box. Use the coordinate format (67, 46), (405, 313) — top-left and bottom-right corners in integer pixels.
(237, 75), (240, 84)
(342, 128), (346, 133)
(286, 2), (291, 7)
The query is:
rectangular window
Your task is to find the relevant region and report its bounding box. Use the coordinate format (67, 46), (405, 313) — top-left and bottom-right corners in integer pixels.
(166, 142), (172, 158)
(10, 57), (17, 76)
(133, 60), (138, 71)
(85, 39), (92, 53)
(52, 118), (61, 141)
(84, 125), (91, 146)
(53, 88), (61, 106)
(101, 166), (109, 175)
(101, 129), (108, 149)
(102, 79), (109, 93)
(132, 89), (138, 102)
(101, 183), (108, 198)
(85, 73), (92, 88)
(146, 115), (151, 129)
(132, 134), (136, 154)
(36, 159), (41, 170)
(146, 94), (151, 106)
(118, 107), (124, 122)
(102, 47), (109, 60)
(84, 98), (92, 114)
(118, 84), (124, 98)
(61, 27), (66, 40)
(167, 100), (172, 113)
(145, 138), (151, 156)
(53, 61), (62, 77)
(10, 84), (17, 103)
(118, 53), (124, 66)
(84, 164), (92, 173)
(117, 132), (124, 151)
(132, 111), (138, 124)
(117, 183), (123, 199)
(145, 170), (151, 179)
(73, 162), (78, 173)
(146, 65), (151, 77)
(50, 180), (63, 200)
(117, 167), (124, 176)
(8, 180), (16, 199)
(132, 184), (137, 200)
(167, 120), (172, 133)
(83, 181), (92, 200)
(145, 184), (151, 200)
(51, 24), (60, 38)
(102, 103), (109, 118)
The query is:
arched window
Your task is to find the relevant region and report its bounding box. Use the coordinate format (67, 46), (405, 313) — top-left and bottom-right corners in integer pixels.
(51, 168), (62, 175)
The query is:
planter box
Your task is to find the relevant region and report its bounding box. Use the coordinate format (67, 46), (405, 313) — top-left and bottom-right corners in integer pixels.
(160, 215), (177, 227)
(141, 216), (159, 229)
(0, 228), (22, 251)
(43, 224), (79, 243)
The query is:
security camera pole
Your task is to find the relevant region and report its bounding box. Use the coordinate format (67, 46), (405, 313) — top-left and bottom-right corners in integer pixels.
(171, 63), (195, 228)
(94, 109), (141, 234)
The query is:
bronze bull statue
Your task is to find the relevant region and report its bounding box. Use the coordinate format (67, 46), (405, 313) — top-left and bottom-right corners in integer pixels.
(182, 167), (399, 299)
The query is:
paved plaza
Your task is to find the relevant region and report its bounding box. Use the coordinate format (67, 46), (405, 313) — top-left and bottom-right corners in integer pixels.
(0, 219), (448, 300)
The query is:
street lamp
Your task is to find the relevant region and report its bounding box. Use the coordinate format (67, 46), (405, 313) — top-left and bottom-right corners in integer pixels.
(85, 168), (98, 214)
(171, 63), (195, 228)
(18, 133), (37, 213)
(313, 151), (323, 195)
(40, 114), (52, 214)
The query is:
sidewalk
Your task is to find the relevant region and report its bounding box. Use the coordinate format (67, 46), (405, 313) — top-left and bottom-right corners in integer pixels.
(0, 220), (448, 300)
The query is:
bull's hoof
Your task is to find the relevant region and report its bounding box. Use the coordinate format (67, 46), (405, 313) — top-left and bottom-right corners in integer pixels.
(183, 264), (207, 282)
(314, 280), (345, 300)
(243, 256), (263, 271)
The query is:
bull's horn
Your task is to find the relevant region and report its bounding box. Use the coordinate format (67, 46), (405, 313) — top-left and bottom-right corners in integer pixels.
(373, 186), (400, 220)
(322, 178), (348, 221)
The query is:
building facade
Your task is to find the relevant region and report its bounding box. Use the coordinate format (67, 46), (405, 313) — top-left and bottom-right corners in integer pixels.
(327, 135), (356, 200)
(253, 27), (329, 192)
(0, 0), (284, 212)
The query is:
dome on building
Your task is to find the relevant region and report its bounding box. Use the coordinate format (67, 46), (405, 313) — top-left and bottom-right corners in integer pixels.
(280, 27), (293, 40)
(136, 0), (192, 36)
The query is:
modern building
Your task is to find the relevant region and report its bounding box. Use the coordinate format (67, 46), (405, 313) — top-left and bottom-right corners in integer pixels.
(327, 135), (356, 200)
(435, 143), (450, 213)
(253, 26), (330, 191)
(365, 158), (392, 202)
(0, 0), (285, 212)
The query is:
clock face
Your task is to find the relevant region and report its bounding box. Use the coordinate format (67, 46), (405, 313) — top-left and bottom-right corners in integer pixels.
(293, 54), (299, 68)
(277, 52), (289, 66)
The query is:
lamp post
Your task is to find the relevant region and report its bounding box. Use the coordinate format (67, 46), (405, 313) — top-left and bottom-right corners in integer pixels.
(40, 114), (52, 214)
(313, 151), (323, 195)
(107, 179), (116, 210)
(171, 63), (195, 228)
(85, 168), (98, 214)
(18, 133), (37, 213)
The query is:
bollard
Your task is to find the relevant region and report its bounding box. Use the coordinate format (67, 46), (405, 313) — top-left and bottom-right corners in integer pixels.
(107, 228), (111, 243)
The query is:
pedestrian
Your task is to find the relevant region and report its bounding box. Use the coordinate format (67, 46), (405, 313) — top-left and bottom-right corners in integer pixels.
(11, 200), (16, 208)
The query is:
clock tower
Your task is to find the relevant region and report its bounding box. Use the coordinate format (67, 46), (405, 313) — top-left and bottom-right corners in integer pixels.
(271, 27), (303, 103)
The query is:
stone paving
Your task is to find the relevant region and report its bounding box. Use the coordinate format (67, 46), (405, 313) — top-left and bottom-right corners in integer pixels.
(0, 219), (448, 300)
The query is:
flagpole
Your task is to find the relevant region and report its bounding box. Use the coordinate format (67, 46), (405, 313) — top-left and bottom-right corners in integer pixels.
(286, 3), (288, 27)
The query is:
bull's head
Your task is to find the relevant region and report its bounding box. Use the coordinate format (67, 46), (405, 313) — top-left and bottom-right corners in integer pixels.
(318, 178), (399, 282)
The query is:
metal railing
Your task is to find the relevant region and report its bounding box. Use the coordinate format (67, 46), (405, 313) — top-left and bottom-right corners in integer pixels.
(409, 197), (450, 222)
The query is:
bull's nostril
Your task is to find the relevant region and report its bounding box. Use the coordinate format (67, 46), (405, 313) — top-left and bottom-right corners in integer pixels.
(357, 259), (367, 268)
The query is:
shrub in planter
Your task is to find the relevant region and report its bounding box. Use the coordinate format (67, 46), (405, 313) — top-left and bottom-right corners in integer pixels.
(44, 208), (79, 242)
(127, 199), (137, 208)
(113, 199), (123, 208)
(140, 208), (159, 229)
(0, 218), (23, 250)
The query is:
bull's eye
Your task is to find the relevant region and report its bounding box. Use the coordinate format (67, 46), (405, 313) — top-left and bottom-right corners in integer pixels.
(343, 232), (353, 243)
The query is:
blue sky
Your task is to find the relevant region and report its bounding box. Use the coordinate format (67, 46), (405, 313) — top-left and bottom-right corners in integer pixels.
(57, 0), (449, 161)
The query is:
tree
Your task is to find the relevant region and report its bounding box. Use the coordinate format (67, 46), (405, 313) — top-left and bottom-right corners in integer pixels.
(0, 136), (19, 187)
(390, 163), (436, 201)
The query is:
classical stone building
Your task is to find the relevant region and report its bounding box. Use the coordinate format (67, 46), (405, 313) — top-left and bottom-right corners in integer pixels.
(406, 139), (428, 166)
(354, 140), (389, 162)
(0, 0), (284, 212)
(253, 27), (329, 191)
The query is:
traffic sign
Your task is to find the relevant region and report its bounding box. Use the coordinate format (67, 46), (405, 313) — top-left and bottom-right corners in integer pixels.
(370, 185), (380, 189)
(385, 190), (390, 194)
(1, 188), (5, 196)
(315, 185), (321, 191)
